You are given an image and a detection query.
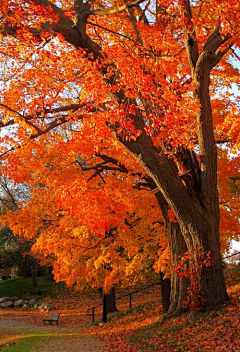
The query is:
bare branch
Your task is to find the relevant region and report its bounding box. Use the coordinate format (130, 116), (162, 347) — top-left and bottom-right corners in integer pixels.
(87, 21), (138, 43)
(0, 102), (24, 120)
(76, 153), (129, 182)
(231, 48), (240, 60)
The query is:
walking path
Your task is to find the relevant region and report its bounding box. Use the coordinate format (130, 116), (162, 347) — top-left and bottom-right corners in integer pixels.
(0, 310), (107, 352)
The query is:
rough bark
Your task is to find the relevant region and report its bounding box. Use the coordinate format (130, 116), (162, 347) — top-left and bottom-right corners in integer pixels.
(179, 0), (229, 309)
(166, 222), (189, 316)
(155, 190), (189, 316)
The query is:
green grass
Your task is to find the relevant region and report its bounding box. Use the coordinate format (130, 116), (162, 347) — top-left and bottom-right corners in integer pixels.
(0, 336), (49, 352)
(0, 277), (67, 299)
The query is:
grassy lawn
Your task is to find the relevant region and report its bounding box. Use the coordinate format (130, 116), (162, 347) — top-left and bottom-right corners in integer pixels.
(0, 335), (49, 352)
(0, 277), (67, 299)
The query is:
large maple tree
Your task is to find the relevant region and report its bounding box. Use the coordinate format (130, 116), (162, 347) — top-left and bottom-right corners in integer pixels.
(0, 0), (239, 316)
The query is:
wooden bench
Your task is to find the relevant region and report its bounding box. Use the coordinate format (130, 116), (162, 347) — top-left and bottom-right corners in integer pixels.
(43, 313), (60, 325)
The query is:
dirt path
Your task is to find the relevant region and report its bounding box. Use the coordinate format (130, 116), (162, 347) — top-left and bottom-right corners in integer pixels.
(0, 311), (107, 352)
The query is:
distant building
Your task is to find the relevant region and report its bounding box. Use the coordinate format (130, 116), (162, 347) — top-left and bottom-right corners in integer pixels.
(0, 266), (17, 280)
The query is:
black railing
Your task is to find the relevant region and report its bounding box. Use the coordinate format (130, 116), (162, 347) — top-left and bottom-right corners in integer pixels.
(86, 282), (161, 323)
(223, 251), (240, 260)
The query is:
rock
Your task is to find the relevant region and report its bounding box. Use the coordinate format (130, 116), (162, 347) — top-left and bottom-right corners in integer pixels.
(14, 299), (25, 307)
(0, 297), (11, 303)
(0, 297), (46, 310)
(29, 299), (37, 306)
(38, 304), (45, 312)
(34, 302), (42, 309)
(45, 304), (51, 312)
(0, 301), (14, 308)
(39, 303), (51, 312)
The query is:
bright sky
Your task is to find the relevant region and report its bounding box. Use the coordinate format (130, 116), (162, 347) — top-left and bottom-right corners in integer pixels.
(231, 240), (240, 252)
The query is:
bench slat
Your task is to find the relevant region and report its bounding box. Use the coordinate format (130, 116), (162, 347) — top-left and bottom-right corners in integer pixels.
(43, 313), (60, 325)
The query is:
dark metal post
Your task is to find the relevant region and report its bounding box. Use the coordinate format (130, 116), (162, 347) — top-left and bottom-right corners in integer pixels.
(92, 308), (95, 323)
(103, 292), (107, 323)
(129, 293), (132, 309)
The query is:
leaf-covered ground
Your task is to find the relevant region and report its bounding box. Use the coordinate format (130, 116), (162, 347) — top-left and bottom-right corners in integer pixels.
(85, 266), (240, 352)
(0, 267), (239, 351)
(0, 277), (161, 351)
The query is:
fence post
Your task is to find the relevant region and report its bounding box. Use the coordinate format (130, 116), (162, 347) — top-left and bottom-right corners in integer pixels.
(103, 292), (107, 323)
(92, 308), (95, 323)
(129, 293), (132, 309)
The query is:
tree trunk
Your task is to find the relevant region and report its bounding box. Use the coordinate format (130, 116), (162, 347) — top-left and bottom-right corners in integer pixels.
(154, 190), (189, 316)
(98, 287), (118, 313)
(180, 216), (228, 310)
(140, 143), (228, 313)
(167, 222), (189, 316)
(48, 265), (54, 280)
(160, 272), (170, 314)
(31, 260), (38, 287)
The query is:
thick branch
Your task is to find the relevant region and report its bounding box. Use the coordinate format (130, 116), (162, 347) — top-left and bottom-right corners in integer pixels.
(182, 0), (199, 71)
(204, 28), (231, 53)
(210, 43), (233, 69)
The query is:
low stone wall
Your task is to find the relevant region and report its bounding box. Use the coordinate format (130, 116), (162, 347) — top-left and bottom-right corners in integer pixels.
(0, 297), (51, 311)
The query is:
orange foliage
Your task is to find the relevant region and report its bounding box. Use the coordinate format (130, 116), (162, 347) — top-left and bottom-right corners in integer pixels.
(1, 133), (165, 291)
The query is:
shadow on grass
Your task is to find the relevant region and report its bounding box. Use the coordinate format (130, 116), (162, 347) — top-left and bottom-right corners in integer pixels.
(0, 277), (66, 300)
(0, 332), (81, 352)
(0, 335), (50, 352)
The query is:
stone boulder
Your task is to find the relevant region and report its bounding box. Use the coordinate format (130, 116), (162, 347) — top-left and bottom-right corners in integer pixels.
(29, 299), (37, 306)
(0, 296), (51, 311)
(0, 301), (14, 308)
(0, 297), (11, 303)
(39, 303), (51, 312)
(34, 302), (42, 309)
(14, 299), (25, 307)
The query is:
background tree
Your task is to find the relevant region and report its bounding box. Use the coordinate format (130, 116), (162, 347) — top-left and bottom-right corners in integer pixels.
(0, 177), (42, 286)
